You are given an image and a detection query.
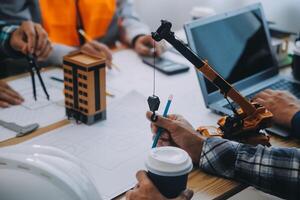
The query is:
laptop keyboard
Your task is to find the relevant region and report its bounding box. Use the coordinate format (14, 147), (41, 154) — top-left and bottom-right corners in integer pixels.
(224, 79), (300, 110)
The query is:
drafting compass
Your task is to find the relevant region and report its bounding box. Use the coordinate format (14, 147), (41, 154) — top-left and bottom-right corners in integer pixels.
(26, 54), (50, 101)
(147, 43), (160, 122)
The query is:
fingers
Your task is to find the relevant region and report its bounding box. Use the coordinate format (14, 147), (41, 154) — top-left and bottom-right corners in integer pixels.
(150, 123), (158, 133)
(254, 89), (289, 100)
(0, 91), (23, 105)
(136, 43), (152, 56)
(81, 44), (109, 68)
(10, 21), (52, 58)
(90, 41), (112, 61)
(0, 82), (23, 103)
(156, 45), (164, 56)
(0, 100), (10, 108)
(157, 139), (172, 147)
(151, 125), (170, 140)
(254, 97), (266, 106)
(35, 24), (47, 54)
(262, 89), (274, 94)
(134, 35), (165, 57)
(22, 21), (37, 54)
(10, 32), (28, 54)
(254, 90), (272, 100)
(37, 41), (52, 61)
(254, 89), (295, 103)
(20, 44), (29, 55)
(153, 42), (164, 57)
(135, 36), (153, 56)
(81, 43), (100, 57)
(81, 41), (113, 68)
(152, 133), (170, 142)
(91, 41), (113, 69)
(2, 87), (23, 102)
(175, 189), (194, 200)
(136, 170), (152, 185)
(146, 111), (175, 131)
(125, 190), (134, 199)
(0, 81), (10, 89)
(34, 24), (50, 57)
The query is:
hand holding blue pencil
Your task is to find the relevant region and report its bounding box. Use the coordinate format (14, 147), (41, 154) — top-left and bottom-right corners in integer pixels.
(152, 95), (173, 148)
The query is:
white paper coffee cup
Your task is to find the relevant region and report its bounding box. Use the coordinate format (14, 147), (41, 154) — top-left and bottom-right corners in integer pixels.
(145, 146), (193, 198)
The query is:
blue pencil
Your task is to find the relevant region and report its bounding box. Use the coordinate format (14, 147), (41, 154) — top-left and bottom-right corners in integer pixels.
(152, 95), (173, 148)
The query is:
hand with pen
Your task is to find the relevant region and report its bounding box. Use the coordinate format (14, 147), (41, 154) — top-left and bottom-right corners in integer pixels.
(146, 111), (205, 164)
(78, 29), (113, 69)
(126, 112), (203, 200)
(80, 40), (113, 69)
(10, 21), (52, 61)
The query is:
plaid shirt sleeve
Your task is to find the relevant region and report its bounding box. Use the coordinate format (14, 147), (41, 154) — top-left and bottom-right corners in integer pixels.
(0, 25), (21, 60)
(199, 137), (300, 200)
(291, 111), (300, 139)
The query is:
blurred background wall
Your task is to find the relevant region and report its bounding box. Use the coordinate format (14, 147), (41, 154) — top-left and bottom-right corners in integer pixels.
(133, 0), (300, 33)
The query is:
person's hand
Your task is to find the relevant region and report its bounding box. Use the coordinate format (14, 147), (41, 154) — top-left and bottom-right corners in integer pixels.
(10, 21), (52, 61)
(0, 80), (24, 108)
(253, 89), (300, 128)
(80, 40), (113, 68)
(146, 111), (205, 164)
(134, 35), (164, 57)
(126, 170), (193, 200)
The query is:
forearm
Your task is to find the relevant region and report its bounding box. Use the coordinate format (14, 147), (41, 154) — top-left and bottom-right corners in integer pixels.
(42, 43), (78, 66)
(199, 137), (300, 199)
(0, 25), (22, 59)
(118, 0), (150, 45)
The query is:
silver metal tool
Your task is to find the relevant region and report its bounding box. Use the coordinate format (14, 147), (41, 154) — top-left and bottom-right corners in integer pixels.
(0, 119), (39, 137)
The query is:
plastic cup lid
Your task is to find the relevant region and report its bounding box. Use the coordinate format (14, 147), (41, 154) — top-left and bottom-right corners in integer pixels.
(190, 7), (216, 19)
(145, 146), (193, 177)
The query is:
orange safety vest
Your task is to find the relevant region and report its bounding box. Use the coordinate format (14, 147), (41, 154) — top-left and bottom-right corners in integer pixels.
(39, 0), (116, 46)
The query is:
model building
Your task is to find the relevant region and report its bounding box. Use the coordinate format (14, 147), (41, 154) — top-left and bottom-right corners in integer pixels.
(63, 51), (106, 125)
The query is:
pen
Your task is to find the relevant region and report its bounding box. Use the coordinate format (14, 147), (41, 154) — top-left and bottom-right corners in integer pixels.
(50, 76), (64, 83)
(78, 29), (120, 71)
(152, 95), (173, 148)
(78, 29), (93, 42)
(50, 76), (115, 97)
(105, 91), (115, 98)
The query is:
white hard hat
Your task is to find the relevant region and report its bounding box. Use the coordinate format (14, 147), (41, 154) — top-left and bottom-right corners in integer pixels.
(0, 145), (102, 200)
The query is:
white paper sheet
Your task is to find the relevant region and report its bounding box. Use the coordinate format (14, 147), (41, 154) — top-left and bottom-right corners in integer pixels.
(0, 69), (66, 142)
(0, 128), (17, 142)
(1, 49), (220, 199)
(109, 49), (219, 127)
(22, 91), (152, 199)
(0, 49), (219, 143)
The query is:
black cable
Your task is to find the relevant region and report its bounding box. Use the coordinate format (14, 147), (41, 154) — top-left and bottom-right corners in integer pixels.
(225, 97), (238, 116)
(153, 40), (156, 96)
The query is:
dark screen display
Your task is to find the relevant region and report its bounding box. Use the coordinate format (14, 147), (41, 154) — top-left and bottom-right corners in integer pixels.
(190, 8), (276, 93)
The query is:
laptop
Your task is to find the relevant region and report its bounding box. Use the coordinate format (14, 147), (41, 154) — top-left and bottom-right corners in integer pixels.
(184, 3), (300, 137)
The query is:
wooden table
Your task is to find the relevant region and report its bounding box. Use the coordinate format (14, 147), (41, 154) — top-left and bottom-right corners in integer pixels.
(1, 67), (300, 200)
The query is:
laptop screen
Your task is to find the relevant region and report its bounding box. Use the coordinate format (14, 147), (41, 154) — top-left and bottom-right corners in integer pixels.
(189, 7), (276, 94)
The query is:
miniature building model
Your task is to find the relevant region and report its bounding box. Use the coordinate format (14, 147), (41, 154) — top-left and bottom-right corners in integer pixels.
(63, 51), (106, 125)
